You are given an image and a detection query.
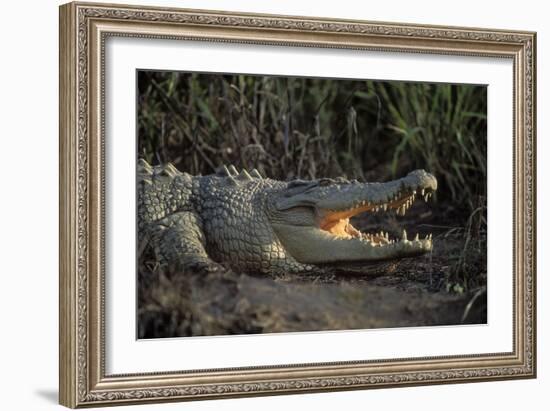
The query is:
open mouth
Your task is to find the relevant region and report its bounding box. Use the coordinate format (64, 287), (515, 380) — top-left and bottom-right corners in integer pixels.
(317, 187), (435, 249)
(271, 169), (438, 264)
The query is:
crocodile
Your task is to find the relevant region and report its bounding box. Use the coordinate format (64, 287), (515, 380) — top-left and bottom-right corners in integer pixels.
(138, 160), (437, 276)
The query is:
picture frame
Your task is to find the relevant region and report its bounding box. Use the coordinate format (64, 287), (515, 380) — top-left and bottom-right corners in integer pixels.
(59, 1), (536, 408)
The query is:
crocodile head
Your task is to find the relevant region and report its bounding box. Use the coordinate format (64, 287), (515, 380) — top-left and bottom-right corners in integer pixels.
(269, 170), (437, 270)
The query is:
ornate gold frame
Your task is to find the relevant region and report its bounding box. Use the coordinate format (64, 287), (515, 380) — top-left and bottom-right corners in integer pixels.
(59, 1), (537, 408)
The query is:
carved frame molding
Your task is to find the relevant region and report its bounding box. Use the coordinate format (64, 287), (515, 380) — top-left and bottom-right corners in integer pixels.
(59, 2), (536, 407)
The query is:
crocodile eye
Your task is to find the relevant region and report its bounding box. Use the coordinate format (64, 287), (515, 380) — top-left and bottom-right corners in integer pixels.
(285, 180), (319, 196)
(287, 180), (311, 189)
(317, 178), (334, 186)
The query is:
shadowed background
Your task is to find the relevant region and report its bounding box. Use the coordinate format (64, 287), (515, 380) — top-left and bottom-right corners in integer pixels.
(137, 71), (487, 338)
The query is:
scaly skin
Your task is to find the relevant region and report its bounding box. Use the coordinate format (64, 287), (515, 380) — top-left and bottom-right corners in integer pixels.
(138, 160), (437, 275)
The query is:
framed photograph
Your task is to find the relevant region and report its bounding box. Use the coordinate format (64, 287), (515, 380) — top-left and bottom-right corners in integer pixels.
(59, 1), (536, 408)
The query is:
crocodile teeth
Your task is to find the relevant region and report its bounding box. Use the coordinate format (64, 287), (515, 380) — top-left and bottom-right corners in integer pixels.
(383, 203), (388, 211)
(402, 230), (408, 241)
(424, 194), (429, 202)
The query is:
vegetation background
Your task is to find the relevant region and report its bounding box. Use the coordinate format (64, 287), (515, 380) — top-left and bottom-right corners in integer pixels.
(137, 71), (487, 338)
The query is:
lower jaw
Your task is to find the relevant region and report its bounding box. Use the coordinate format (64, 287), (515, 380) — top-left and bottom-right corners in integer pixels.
(272, 224), (431, 266)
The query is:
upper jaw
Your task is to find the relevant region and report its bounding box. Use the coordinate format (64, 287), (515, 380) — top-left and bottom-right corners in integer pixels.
(316, 170), (437, 224)
(315, 169), (437, 213)
(274, 170), (436, 213)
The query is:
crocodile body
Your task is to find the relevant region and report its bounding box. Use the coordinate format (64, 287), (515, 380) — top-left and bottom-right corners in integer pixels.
(138, 160), (437, 276)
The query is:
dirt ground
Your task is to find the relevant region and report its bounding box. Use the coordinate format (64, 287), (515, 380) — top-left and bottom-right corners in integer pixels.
(138, 203), (487, 339)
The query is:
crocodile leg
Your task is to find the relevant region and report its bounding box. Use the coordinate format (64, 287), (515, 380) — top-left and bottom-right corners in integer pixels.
(151, 211), (222, 273)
